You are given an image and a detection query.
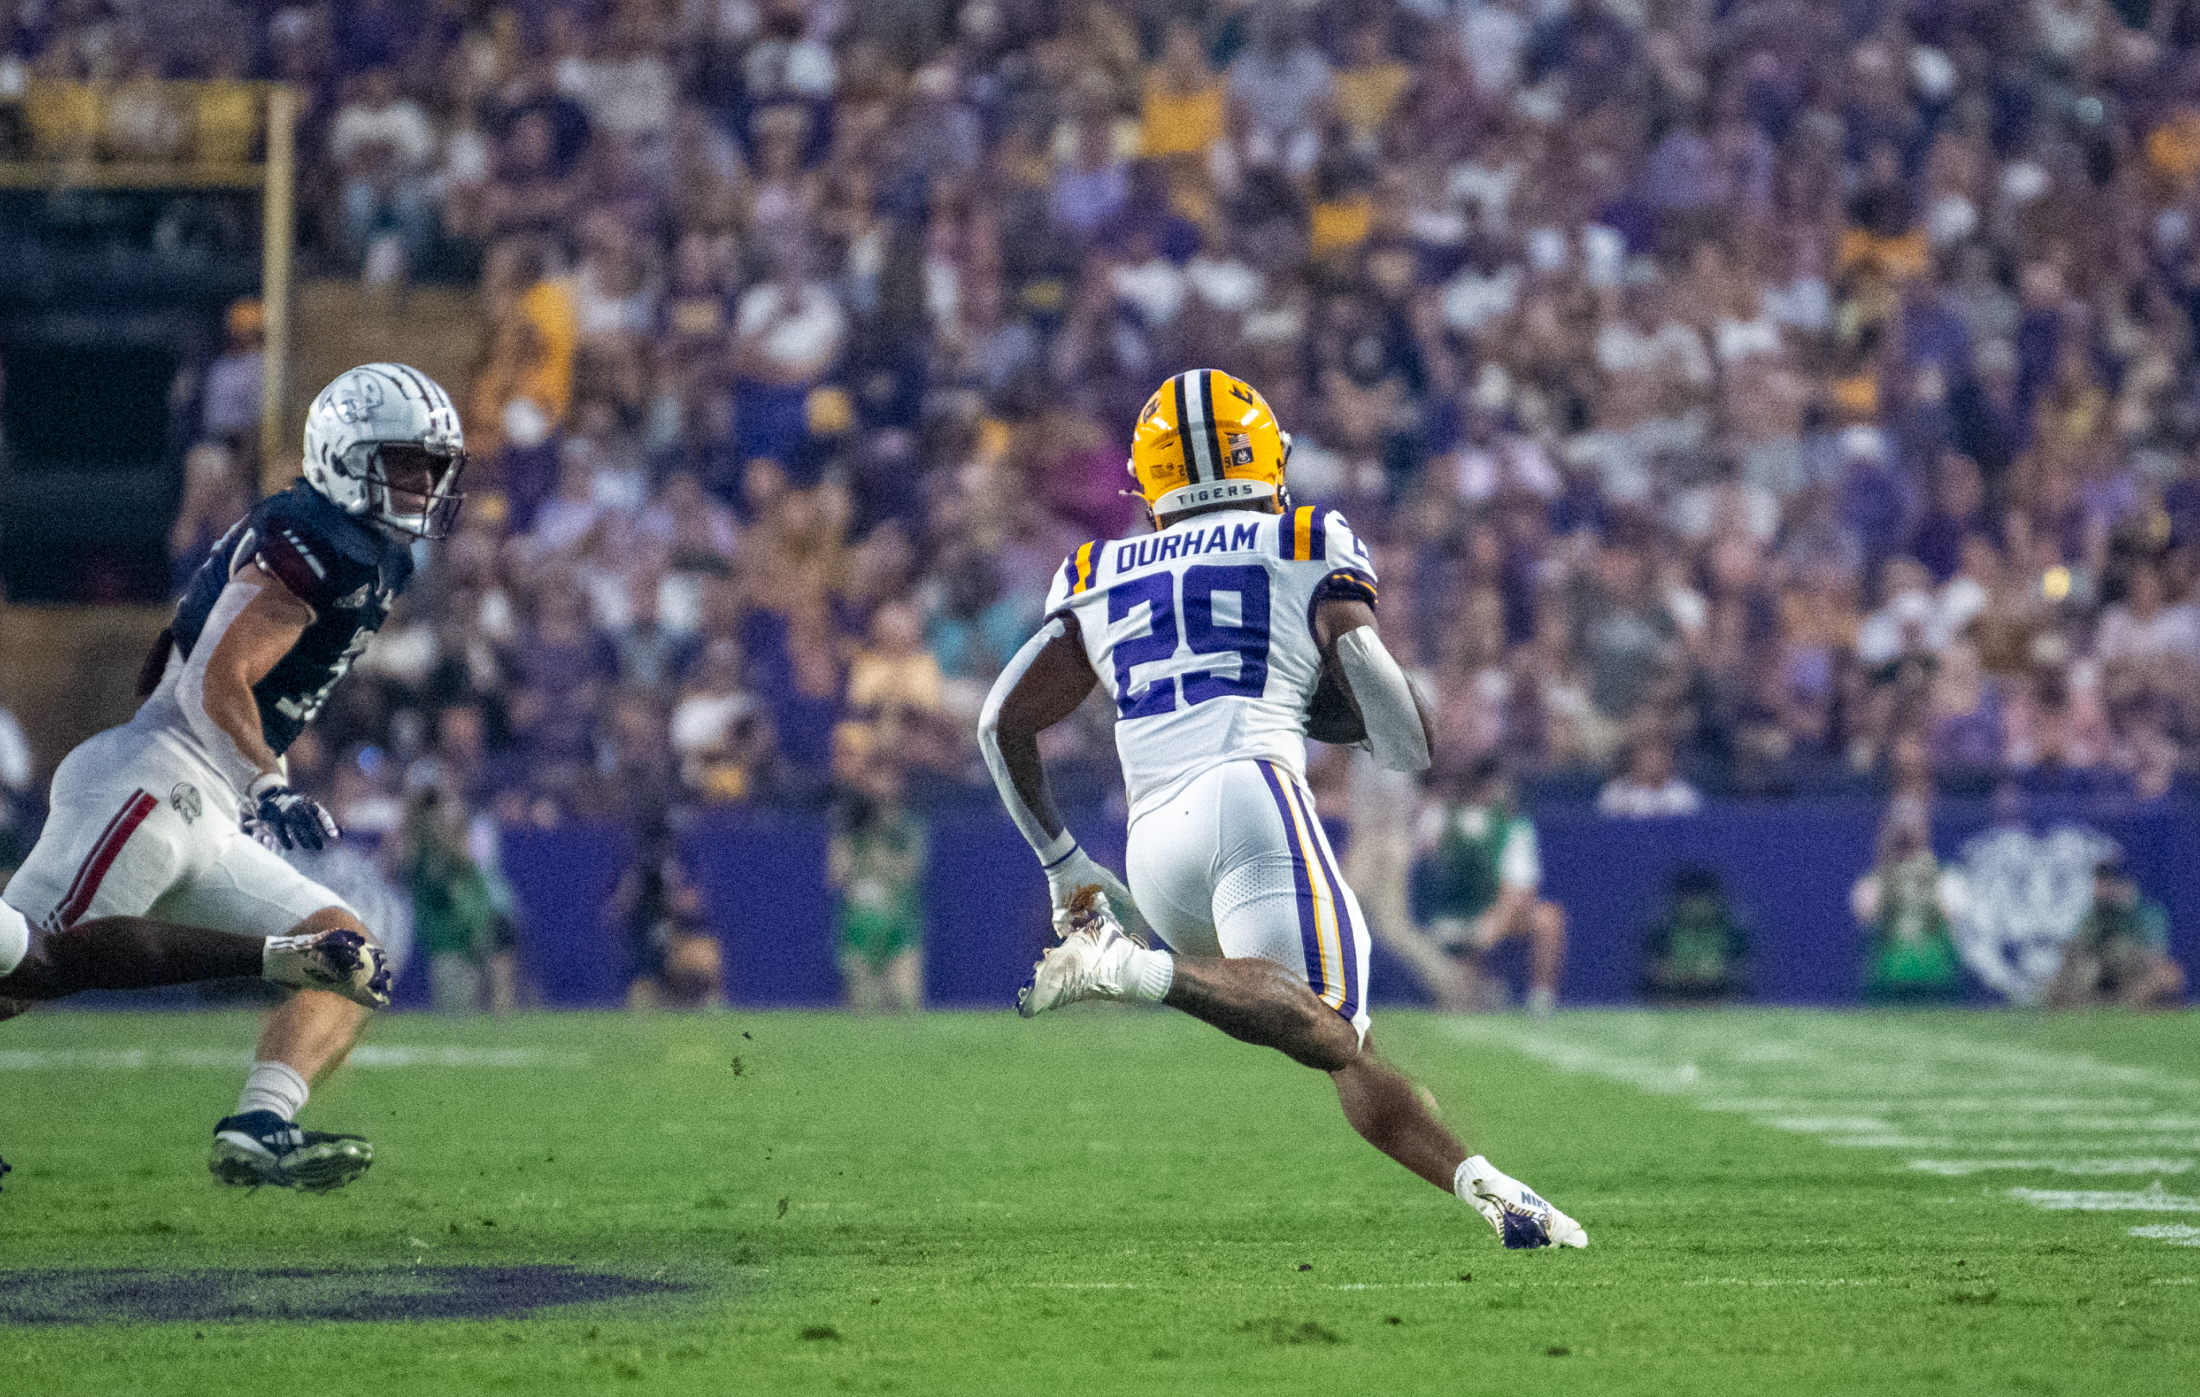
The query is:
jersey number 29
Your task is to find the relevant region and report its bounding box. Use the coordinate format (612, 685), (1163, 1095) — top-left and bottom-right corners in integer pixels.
(1107, 564), (1270, 719)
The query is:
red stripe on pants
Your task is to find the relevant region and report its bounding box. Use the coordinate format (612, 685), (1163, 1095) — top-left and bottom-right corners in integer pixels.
(48, 797), (137, 926)
(53, 790), (158, 929)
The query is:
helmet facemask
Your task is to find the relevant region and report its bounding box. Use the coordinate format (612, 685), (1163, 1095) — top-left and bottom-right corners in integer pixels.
(341, 440), (468, 539)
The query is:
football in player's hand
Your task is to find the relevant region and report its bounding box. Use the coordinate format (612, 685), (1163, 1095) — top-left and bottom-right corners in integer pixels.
(1306, 655), (1367, 745)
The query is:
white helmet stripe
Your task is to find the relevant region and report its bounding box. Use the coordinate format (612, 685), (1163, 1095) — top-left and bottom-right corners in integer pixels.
(1177, 370), (1219, 484)
(1198, 369), (1228, 480)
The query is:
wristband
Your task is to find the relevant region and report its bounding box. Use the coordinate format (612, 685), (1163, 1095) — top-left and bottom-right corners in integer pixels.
(1037, 831), (1077, 869)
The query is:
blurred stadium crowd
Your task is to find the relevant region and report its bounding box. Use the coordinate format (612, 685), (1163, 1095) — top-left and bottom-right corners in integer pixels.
(12, 0), (2200, 850)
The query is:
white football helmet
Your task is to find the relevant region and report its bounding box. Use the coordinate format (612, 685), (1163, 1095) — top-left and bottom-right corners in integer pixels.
(301, 363), (467, 539)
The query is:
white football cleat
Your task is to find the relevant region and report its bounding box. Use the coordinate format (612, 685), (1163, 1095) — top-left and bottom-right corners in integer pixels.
(1018, 886), (1139, 1018)
(263, 928), (393, 1010)
(1545, 1201), (1589, 1249)
(1460, 1155), (1587, 1250)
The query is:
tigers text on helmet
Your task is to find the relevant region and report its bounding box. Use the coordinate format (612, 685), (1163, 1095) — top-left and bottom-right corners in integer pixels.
(1127, 368), (1292, 519)
(302, 363), (467, 539)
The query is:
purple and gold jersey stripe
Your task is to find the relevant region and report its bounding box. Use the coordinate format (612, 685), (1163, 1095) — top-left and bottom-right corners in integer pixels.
(1258, 760), (1359, 1022)
(1067, 540), (1102, 595)
(1278, 505), (1327, 561)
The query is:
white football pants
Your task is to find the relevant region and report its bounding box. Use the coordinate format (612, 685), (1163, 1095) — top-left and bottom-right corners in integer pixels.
(4, 721), (354, 945)
(1126, 758), (1373, 1042)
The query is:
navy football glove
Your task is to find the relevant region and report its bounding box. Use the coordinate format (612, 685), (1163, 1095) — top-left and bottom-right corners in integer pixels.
(246, 778), (340, 851)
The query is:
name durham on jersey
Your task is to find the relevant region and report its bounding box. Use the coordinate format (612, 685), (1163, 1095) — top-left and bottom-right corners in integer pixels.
(1114, 521), (1265, 572)
(1060, 506), (1375, 609)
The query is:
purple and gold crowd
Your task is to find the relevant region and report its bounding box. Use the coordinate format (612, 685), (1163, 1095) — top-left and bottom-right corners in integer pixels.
(19, 0), (2200, 830)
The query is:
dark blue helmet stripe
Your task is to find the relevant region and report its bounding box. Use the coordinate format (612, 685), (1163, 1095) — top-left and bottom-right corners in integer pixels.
(1173, 372), (1203, 483)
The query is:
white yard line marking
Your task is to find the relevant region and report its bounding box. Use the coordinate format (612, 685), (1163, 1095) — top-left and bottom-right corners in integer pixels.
(1681, 1277), (1882, 1287)
(2011, 1184), (2200, 1212)
(348, 1045), (586, 1068)
(2130, 1225), (2200, 1246)
(1447, 1016), (2200, 1246)
(1826, 1132), (2200, 1148)
(1909, 1159), (2197, 1176)
(0, 1045), (581, 1070)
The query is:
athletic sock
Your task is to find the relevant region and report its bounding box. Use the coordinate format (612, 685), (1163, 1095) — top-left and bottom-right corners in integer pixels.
(1118, 947), (1174, 1004)
(1455, 1155), (1494, 1203)
(235, 1061), (309, 1122)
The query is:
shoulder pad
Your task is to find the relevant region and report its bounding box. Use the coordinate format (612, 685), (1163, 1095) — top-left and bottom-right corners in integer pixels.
(1277, 505), (1324, 561)
(1324, 510), (1375, 577)
(252, 489), (394, 607)
(254, 521), (333, 602)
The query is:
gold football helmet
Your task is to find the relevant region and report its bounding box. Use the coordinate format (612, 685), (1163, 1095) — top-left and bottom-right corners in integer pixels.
(1126, 369), (1291, 518)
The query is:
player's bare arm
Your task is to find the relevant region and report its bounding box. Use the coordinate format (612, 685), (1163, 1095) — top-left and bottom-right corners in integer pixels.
(199, 559), (317, 783)
(182, 560), (342, 853)
(978, 616), (1134, 921)
(983, 615), (1097, 848)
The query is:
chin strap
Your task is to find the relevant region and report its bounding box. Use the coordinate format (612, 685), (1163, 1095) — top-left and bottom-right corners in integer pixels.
(1335, 626), (1430, 773)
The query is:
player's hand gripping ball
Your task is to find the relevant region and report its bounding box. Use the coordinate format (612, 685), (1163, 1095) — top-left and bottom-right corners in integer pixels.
(1306, 649), (1368, 746)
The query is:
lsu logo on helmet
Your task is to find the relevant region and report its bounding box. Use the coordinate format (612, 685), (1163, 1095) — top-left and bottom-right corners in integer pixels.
(1128, 369), (1291, 518)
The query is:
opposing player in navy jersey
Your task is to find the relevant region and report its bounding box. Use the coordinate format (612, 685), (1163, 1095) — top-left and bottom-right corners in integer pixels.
(4, 363), (466, 1191)
(980, 370), (1585, 1249)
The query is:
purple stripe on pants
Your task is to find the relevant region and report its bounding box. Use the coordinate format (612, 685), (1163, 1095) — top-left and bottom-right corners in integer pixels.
(1256, 760), (1329, 1004)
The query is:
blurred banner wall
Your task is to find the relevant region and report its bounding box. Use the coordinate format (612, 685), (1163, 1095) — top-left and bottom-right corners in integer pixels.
(481, 796), (2200, 1012)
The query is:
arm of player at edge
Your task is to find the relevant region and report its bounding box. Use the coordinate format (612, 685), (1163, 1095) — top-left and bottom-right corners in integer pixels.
(978, 614), (1137, 928)
(1314, 597), (1432, 774)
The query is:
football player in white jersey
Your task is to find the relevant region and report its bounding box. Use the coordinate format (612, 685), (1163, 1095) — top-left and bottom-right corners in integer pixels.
(3, 364), (464, 1191)
(980, 370), (1586, 1250)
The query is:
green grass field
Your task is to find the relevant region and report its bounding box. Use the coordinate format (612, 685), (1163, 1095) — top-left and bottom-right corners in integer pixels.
(2, 1006), (2197, 1395)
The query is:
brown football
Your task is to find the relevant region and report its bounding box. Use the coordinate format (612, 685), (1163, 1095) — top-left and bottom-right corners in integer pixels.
(1307, 651), (1367, 745)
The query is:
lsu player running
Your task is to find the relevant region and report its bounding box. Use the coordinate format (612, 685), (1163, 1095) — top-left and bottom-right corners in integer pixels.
(3, 364), (463, 1191)
(980, 370), (1585, 1250)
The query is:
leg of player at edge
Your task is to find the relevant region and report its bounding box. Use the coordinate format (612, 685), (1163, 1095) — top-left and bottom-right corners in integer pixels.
(1026, 888), (1586, 1250)
(0, 900), (388, 1012)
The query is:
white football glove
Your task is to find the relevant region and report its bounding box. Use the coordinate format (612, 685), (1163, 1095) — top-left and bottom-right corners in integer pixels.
(1044, 846), (1138, 938)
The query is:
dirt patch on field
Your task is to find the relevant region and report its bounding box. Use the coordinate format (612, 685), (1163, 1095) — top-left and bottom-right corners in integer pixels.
(0, 1265), (691, 1324)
